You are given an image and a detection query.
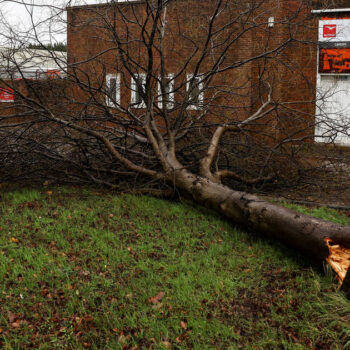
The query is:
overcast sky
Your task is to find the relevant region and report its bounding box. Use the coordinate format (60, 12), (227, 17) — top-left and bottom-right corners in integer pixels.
(0, 0), (133, 44)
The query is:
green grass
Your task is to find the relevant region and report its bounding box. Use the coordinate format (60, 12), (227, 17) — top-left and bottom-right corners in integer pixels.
(0, 186), (349, 349)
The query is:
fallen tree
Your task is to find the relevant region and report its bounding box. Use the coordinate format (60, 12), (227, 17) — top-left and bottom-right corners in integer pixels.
(172, 166), (350, 296)
(1, 0), (350, 296)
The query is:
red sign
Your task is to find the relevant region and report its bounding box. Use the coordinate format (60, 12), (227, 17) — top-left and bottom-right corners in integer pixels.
(46, 69), (61, 79)
(319, 48), (350, 74)
(323, 24), (337, 38)
(0, 88), (14, 102)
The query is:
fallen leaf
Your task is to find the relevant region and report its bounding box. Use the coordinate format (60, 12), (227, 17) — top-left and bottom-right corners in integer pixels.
(149, 291), (165, 304)
(180, 321), (187, 330)
(7, 311), (17, 323)
(152, 302), (163, 310)
(118, 334), (126, 344)
(127, 246), (138, 258)
(19, 202), (35, 209)
(162, 341), (171, 349)
(83, 315), (93, 323)
(11, 320), (27, 328)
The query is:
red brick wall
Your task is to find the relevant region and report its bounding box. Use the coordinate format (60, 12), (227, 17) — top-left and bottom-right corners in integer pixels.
(0, 79), (70, 123)
(65, 0), (335, 142)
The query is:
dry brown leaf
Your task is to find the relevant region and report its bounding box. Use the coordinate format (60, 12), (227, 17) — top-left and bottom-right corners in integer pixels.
(152, 302), (163, 310)
(180, 321), (187, 330)
(118, 334), (126, 344)
(149, 291), (165, 304)
(7, 311), (17, 323)
(162, 341), (171, 349)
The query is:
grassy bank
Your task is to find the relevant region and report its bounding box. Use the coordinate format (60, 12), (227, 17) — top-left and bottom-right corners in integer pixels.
(0, 186), (349, 349)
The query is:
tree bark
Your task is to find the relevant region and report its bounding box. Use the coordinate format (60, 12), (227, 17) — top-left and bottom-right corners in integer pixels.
(171, 167), (350, 294)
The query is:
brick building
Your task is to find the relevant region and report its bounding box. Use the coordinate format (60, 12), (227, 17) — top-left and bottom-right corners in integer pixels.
(0, 48), (67, 124)
(0, 48), (66, 102)
(65, 0), (350, 146)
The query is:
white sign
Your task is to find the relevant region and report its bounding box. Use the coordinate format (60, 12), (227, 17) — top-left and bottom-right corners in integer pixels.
(319, 19), (350, 43)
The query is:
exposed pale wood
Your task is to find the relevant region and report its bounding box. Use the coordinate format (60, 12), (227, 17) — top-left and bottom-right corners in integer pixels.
(325, 238), (350, 284)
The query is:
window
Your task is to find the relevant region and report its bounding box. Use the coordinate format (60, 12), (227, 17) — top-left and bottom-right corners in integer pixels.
(158, 74), (174, 109)
(106, 73), (120, 107)
(186, 74), (204, 110)
(131, 73), (146, 108)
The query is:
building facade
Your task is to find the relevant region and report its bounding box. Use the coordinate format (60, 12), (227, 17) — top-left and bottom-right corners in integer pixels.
(0, 48), (66, 104)
(66, 0), (350, 146)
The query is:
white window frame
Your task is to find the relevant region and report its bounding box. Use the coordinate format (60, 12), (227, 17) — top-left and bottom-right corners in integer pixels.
(106, 73), (121, 107)
(131, 73), (146, 108)
(158, 74), (175, 109)
(186, 74), (204, 110)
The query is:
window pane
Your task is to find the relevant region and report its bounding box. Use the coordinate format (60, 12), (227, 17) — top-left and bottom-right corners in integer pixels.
(134, 76), (144, 105)
(109, 78), (117, 101)
(106, 75), (119, 107)
(162, 77), (171, 105)
(190, 79), (200, 104)
(136, 83), (142, 105)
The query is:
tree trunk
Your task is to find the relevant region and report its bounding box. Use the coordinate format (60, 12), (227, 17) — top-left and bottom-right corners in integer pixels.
(172, 168), (350, 295)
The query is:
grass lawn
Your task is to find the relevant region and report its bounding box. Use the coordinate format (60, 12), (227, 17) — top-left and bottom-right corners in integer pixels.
(0, 186), (350, 349)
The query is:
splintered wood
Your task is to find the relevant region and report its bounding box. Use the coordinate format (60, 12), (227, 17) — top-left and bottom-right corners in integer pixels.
(325, 238), (350, 285)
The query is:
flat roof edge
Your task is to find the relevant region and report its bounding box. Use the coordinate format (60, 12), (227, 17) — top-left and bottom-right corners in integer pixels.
(312, 8), (350, 14)
(67, 1), (146, 10)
